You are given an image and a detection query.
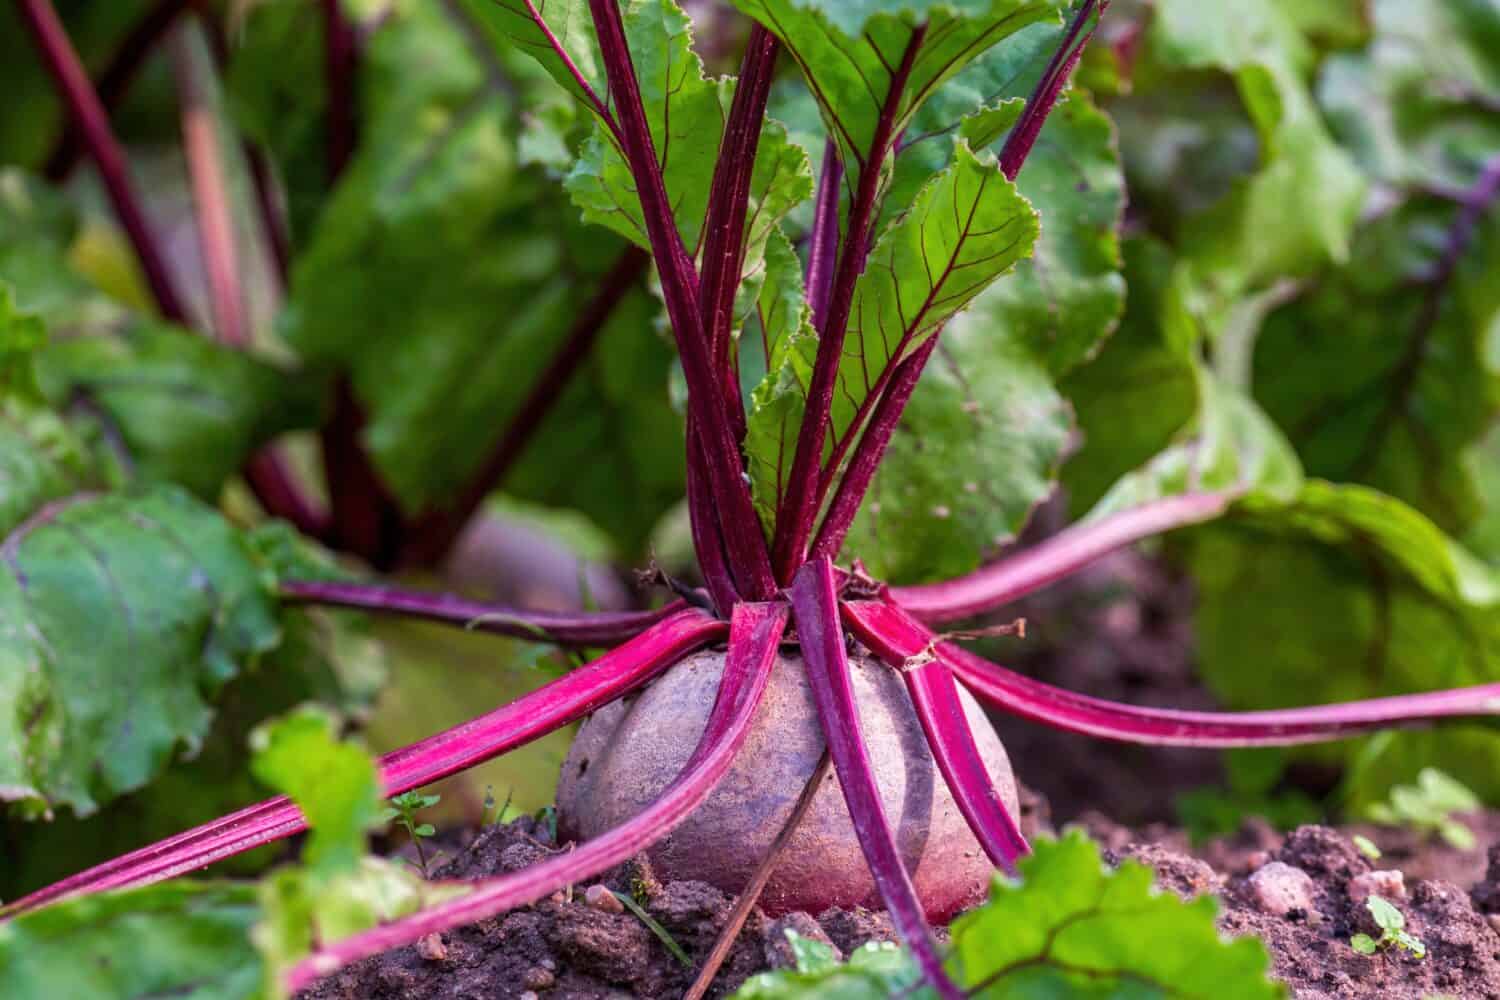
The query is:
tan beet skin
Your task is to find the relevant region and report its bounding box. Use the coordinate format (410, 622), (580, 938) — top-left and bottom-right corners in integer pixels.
(556, 646), (1019, 921)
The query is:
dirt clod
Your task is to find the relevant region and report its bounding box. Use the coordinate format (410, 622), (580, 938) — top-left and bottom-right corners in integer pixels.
(416, 932), (448, 962)
(1348, 869), (1406, 904)
(1109, 842), (1220, 899)
(584, 884), (623, 914)
(1245, 862), (1318, 918)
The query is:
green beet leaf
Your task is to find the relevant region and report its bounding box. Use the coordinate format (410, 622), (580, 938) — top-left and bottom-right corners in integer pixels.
(224, 0), (332, 243)
(0, 486), (282, 818)
(463, 0), (606, 113)
(730, 0), (1061, 193)
(1254, 199), (1500, 539)
(1147, 0), (1366, 337)
(886, 19), (1125, 378)
(734, 936), (930, 999)
(0, 604), (385, 900)
(249, 707), (466, 999)
(948, 833), (1285, 997)
(1, 170), (317, 500)
(37, 319), (320, 499)
(1319, 0), (1500, 192)
(0, 881), (265, 1000)
(1060, 236), (1200, 514)
(829, 142), (1037, 469)
(1189, 482), (1500, 807)
(744, 227), (817, 533)
(834, 86), (1125, 582)
(249, 707), (383, 878)
(562, 0), (811, 275)
(0, 707), (450, 1000)
(840, 296), (1071, 583)
(279, 2), (683, 551)
(744, 141), (1040, 555)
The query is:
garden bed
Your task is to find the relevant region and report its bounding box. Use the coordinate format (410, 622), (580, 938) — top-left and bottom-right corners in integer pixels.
(301, 799), (1500, 999)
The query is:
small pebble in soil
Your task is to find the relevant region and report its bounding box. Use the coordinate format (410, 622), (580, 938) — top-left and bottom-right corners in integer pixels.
(585, 883), (624, 914)
(521, 966), (556, 990)
(1348, 869), (1406, 904)
(1246, 861), (1318, 919)
(415, 933), (447, 962)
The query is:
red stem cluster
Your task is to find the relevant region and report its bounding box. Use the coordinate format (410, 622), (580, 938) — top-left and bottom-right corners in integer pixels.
(771, 26), (928, 581)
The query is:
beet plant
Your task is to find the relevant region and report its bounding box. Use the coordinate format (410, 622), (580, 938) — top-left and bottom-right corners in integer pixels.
(1, 0), (1499, 996)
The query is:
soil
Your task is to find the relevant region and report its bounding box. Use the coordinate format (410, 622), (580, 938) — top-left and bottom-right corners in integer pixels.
(300, 812), (906, 999)
(301, 804), (1500, 999)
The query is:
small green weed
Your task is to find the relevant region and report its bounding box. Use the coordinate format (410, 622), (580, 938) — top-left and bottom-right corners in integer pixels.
(379, 791), (442, 878)
(1350, 897), (1425, 959)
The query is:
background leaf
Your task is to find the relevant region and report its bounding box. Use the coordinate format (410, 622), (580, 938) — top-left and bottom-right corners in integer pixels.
(0, 486), (282, 818)
(1, 170), (318, 499)
(1190, 482), (1500, 809)
(278, 2), (684, 552)
(1253, 201), (1500, 538)
(0, 881), (264, 1000)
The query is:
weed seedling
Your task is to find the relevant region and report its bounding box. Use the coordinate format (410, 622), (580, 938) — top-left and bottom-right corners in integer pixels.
(380, 791), (442, 878)
(1350, 897), (1425, 959)
(482, 786), (515, 828)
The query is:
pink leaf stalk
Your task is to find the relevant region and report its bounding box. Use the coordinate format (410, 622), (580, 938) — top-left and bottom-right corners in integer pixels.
(891, 492), (1236, 623)
(789, 558), (962, 1000)
(279, 579), (686, 646)
(44, 0), (192, 180)
(588, 0), (776, 599)
(804, 139), (843, 332)
(511, 0), (623, 142)
(700, 23), (780, 437)
(687, 424), (743, 613)
(169, 23), (328, 537)
(846, 600), (1500, 748)
(17, 0), (188, 322)
(901, 655), (1028, 873)
(2, 609), (722, 916)
(284, 602), (788, 993)
(998, 0), (1106, 182)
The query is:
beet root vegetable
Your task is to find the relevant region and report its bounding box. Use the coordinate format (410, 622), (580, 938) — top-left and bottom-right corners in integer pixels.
(557, 646), (1019, 921)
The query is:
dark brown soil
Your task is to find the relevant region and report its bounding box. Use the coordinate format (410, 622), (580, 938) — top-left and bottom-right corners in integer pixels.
(1084, 813), (1500, 1000)
(300, 813), (903, 999)
(300, 802), (1500, 1000)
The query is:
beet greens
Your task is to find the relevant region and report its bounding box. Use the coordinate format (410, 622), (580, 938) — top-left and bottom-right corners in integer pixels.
(2, 0), (1500, 996)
